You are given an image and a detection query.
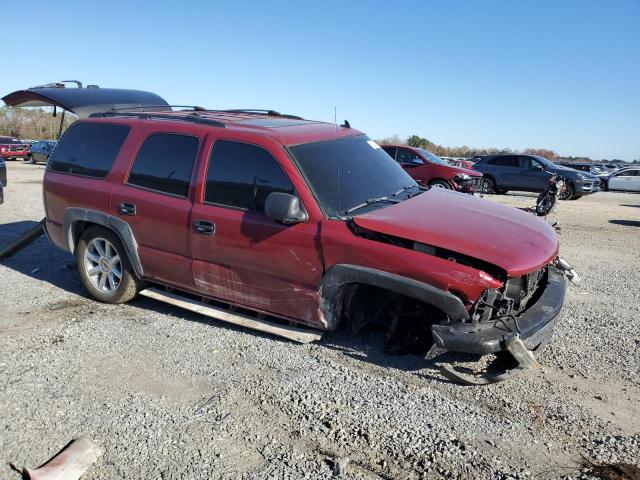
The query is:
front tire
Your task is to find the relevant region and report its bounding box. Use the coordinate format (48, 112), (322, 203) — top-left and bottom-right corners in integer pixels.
(558, 182), (574, 201)
(481, 176), (496, 194)
(430, 180), (452, 189)
(76, 227), (140, 304)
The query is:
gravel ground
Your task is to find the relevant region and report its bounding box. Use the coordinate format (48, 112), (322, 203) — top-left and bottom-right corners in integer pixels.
(1, 161), (639, 479)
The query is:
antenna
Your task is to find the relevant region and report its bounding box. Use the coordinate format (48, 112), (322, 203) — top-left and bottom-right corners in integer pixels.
(334, 106), (340, 215)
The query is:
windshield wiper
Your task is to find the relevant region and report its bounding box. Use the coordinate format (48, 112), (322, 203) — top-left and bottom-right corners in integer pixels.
(343, 196), (400, 215)
(391, 184), (421, 197)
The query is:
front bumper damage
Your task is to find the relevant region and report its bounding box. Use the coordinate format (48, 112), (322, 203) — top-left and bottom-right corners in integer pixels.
(431, 265), (567, 385)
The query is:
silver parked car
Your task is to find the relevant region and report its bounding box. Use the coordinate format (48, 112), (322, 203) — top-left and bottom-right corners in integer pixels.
(603, 167), (640, 192)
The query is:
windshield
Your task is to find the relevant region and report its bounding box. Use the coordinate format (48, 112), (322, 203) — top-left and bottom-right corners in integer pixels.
(417, 148), (449, 165)
(289, 135), (419, 218)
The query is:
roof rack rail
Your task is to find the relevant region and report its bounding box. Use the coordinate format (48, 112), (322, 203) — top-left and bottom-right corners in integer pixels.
(89, 111), (225, 128)
(108, 105), (206, 112)
(220, 109), (304, 120)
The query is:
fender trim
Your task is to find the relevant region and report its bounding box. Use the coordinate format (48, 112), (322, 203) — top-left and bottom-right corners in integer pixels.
(62, 208), (143, 278)
(319, 264), (469, 330)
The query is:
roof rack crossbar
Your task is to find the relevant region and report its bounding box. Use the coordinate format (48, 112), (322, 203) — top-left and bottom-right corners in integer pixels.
(89, 111), (226, 128)
(220, 109), (304, 120)
(108, 105), (205, 112)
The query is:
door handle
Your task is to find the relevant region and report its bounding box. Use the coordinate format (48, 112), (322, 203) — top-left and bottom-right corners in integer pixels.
(118, 202), (136, 216)
(193, 219), (215, 235)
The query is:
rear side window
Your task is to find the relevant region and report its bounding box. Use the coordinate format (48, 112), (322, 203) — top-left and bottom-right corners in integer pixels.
(128, 134), (199, 197)
(495, 156), (519, 167)
(50, 123), (130, 178)
(205, 140), (294, 211)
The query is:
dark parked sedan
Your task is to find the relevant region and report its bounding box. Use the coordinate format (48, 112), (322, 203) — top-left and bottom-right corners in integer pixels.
(26, 140), (56, 164)
(0, 157), (6, 204)
(472, 154), (600, 200)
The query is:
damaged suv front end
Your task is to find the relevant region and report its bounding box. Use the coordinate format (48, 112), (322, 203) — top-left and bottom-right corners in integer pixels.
(291, 135), (568, 384)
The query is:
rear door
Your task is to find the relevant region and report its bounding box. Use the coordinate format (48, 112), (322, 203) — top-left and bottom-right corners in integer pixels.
(493, 156), (521, 188)
(189, 136), (324, 327)
(110, 128), (202, 289)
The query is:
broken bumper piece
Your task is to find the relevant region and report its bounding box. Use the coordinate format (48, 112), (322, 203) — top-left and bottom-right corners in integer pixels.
(432, 266), (566, 385)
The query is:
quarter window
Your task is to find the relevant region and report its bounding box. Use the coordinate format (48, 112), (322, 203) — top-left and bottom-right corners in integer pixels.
(50, 123), (130, 178)
(128, 134), (199, 197)
(205, 140), (294, 211)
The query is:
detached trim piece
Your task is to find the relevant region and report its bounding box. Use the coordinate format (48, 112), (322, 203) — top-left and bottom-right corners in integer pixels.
(140, 287), (323, 344)
(319, 264), (469, 330)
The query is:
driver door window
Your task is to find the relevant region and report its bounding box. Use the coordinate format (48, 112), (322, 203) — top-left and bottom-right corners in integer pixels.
(396, 148), (422, 165)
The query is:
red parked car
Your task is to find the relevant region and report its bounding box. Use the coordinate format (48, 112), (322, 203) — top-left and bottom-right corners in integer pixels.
(381, 145), (482, 193)
(0, 136), (30, 160)
(3, 84), (571, 383)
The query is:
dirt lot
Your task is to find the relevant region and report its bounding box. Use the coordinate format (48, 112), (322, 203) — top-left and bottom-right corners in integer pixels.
(1, 161), (639, 479)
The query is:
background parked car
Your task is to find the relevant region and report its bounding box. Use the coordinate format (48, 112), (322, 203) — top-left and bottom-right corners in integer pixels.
(0, 136), (30, 160)
(26, 140), (57, 164)
(381, 145), (482, 193)
(0, 157), (6, 204)
(602, 167), (640, 192)
(557, 162), (607, 176)
(472, 154), (600, 200)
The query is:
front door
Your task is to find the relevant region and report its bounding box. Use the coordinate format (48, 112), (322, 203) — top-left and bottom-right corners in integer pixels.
(519, 156), (552, 191)
(189, 138), (324, 327)
(111, 131), (201, 288)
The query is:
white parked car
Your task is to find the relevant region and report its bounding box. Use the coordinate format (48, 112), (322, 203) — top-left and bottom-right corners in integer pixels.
(604, 167), (640, 192)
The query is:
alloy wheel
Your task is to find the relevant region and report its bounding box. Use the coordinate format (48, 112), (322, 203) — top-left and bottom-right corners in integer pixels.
(83, 237), (122, 294)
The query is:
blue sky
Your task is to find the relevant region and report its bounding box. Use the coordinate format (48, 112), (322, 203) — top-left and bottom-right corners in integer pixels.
(3, 0), (639, 160)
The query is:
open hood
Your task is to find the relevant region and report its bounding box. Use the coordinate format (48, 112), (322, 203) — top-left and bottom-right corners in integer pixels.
(2, 84), (170, 118)
(353, 188), (559, 277)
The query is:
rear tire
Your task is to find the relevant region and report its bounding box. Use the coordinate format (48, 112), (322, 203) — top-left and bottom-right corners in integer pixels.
(76, 226), (140, 304)
(430, 179), (451, 189)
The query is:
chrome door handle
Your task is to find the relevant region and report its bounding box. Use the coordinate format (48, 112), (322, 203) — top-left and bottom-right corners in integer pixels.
(193, 219), (215, 235)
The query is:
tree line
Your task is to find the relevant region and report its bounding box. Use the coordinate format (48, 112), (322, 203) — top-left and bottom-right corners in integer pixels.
(1, 107), (636, 164)
(0, 106), (75, 141)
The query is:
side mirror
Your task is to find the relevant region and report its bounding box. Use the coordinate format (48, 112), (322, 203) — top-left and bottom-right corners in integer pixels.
(264, 192), (308, 225)
(532, 164), (543, 171)
(410, 158), (423, 166)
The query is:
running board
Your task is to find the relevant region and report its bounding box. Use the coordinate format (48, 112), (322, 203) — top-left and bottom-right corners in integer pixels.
(139, 287), (323, 344)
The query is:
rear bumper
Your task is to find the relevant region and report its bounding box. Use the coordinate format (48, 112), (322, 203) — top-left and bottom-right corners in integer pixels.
(431, 266), (566, 354)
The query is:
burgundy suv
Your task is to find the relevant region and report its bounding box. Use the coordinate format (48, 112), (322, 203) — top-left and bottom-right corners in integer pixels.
(5, 85), (568, 383)
(381, 145), (482, 193)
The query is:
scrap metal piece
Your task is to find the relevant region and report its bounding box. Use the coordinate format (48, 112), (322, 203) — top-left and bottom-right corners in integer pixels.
(0, 219), (45, 260)
(555, 256), (581, 286)
(19, 437), (103, 480)
(441, 335), (538, 386)
(441, 362), (526, 386)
